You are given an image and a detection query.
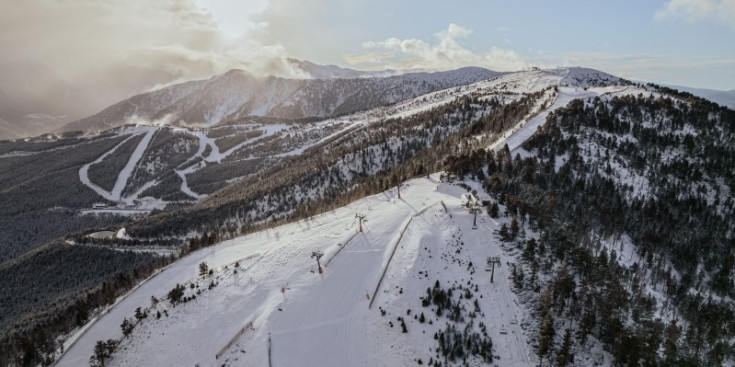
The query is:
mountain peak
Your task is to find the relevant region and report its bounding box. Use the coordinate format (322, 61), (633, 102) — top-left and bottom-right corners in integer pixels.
(287, 58), (381, 79)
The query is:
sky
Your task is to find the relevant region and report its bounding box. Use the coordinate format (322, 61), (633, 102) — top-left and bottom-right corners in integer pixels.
(0, 0), (733, 119)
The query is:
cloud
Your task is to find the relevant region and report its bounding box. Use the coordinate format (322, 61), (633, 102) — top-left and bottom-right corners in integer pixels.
(342, 51), (396, 65)
(352, 23), (527, 72)
(655, 0), (735, 29)
(0, 0), (305, 125)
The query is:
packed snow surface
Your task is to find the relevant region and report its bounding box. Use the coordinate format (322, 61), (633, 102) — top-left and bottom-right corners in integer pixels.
(56, 175), (533, 367)
(79, 126), (157, 202)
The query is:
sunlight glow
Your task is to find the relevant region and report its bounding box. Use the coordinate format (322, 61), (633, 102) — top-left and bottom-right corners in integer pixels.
(197, 0), (269, 38)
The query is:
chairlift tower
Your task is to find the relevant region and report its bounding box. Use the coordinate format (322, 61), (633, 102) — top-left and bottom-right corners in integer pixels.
(355, 213), (367, 233)
(470, 203), (480, 229)
(486, 256), (501, 283)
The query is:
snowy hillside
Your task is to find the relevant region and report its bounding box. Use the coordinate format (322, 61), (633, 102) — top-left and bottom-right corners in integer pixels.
(53, 67), (599, 213)
(50, 67), (655, 367)
(9, 65), (734, 367)
(55, 175), (533, 366)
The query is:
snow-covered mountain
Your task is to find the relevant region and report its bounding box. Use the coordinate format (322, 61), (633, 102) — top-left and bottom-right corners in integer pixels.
(4, 65), (735, 367)
(58, 67), (501, 133)
(287, 58), (400, 79)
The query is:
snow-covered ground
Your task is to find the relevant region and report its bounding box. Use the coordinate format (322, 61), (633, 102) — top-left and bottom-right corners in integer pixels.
(56, 175), (534, 367)
(74, 67), (628, 210)
(57, 67), (643, 366)
(78, 126), (158, 203)
(51, 67), (667, 366)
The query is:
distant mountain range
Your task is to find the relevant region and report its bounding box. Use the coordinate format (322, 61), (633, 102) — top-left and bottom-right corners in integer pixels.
(669, 85), (735, 109)
(286, 58), (401, 79)
(57, 66), (501, 133)
(1, 60), (732, 141)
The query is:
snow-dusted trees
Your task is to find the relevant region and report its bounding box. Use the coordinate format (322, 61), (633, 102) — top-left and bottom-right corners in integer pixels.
(198, 261), (209, 277)
(167, 283), (185, 305)
(536, 313), (555, 366)
(120, 318), (134, 338)
(442, 91), (735, 366)
(89, 339), (118, 367)
(555, 328), (573, 366)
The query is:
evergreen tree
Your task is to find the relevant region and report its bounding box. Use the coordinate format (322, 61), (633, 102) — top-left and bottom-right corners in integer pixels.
(90, 339), (118, 367)
(120, 318), (133, 338)
(488, 202), (499, 218)
(198, 262), (209, 277)
(555, 328), (573, 366)
(537, 312), (555, 366)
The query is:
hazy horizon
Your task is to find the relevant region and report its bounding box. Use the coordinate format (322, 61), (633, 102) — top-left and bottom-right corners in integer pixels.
(1, 0), (733, 139)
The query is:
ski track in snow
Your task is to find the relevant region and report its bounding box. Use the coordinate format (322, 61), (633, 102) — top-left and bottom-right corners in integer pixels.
(175, 161), (207, 200)
(79, 127), (157, 203)
(111, 128), (156, 200)
(175, 125), (289, 199)
(79, 68), (619, 204)
(490, 83), (646, 155)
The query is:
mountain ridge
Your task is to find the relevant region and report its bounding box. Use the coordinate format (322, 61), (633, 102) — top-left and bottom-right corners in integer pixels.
(57, 66), (503, 134)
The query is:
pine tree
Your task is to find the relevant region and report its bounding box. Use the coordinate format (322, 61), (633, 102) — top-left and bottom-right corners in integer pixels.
(663, 321), (679, 363)
(488, 202), (499, 218)
(134, 307), (146, 320)
(537, 312), (555, 366)
(578, 311), (595, 344)
(555, 328), (573, 366)
(523, 238), (537, 261)
(90, 339), (118, 367)
(499, 224), (510, 241)
(167, 283), (185, 305)
(510, 217), (520, 238)
(120, 318), (133, 338)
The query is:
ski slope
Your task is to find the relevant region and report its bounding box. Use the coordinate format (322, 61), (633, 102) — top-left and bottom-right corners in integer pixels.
(75, 67), (626, 208)
(79, 126), (157, 202)
(488, 87), (596, 153)
(56, 175), (534, 367)
(489, 84), (649, 155)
